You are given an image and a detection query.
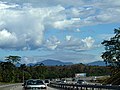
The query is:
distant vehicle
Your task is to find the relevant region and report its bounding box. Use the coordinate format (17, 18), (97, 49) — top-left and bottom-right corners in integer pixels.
(61, 79), (67, 83)
(76, 80), (87, 84)
(75, 73), (86, 78)
(55, 80), (61, 83)
(44, 79), (50, 85)
(55, 79), (67, 84)
(23, 79), (47, 90)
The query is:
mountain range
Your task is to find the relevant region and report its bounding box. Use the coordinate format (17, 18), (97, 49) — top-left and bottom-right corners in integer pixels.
(27, 59), (73, 66)
(87, 61), (106, 66)
(27, 60), (106, 66)
(0, 59), (106, 66)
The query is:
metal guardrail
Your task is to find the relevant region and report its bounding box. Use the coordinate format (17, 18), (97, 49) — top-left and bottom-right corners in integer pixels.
(49, 82), (120, 90)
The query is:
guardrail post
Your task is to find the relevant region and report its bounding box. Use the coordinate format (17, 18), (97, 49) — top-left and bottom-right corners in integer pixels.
(73, 85), (74, 90)
(92, 87), (94, 90)
(76, 86), (79, 90)
(80, 86), (82, 90)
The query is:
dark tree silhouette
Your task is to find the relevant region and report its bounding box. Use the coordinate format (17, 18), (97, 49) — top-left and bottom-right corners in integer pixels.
(5, 55), (21, 64)
(101, 28), (120, 68)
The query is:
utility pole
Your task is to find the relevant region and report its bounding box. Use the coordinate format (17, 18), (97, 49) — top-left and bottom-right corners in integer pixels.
(23, 70), (24, 83)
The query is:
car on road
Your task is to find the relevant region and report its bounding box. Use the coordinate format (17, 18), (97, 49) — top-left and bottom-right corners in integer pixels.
(76, 80), (87, 84)
(60, 79), (67, 83)
(23, 79), (47, 90)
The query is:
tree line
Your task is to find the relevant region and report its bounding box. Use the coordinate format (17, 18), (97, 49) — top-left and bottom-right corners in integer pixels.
(0, 55), (110, 83)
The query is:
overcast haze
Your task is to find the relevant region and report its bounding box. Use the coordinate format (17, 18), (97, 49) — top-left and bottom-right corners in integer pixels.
(0, 0), (120, 64)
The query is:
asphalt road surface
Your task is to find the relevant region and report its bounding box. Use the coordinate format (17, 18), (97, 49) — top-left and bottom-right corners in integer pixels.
(0, 84), (60, 90)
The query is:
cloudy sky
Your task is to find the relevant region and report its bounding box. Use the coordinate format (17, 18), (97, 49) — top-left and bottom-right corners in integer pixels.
(0, 0), (120, 64)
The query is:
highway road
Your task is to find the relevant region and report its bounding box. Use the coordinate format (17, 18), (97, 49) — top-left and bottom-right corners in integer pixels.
(0, 76), (106, 90)
(0, 84), (60, 90)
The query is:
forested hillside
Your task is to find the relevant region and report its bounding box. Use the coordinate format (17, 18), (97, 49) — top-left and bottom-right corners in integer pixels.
(0, 62), (110, 83)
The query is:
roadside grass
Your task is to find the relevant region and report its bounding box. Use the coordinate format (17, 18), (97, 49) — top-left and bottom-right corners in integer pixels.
(0, 82), (16, 85)
(102, 71), (120, 85)
(95, 76), (110, 84)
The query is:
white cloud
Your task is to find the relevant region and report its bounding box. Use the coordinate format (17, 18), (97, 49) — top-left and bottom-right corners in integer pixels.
(0, 3), (65, 50)
(0, 0), (120, 50)
(53, 18), (81, 29)
(0, 7), (45, 50)
(44, 35), (96, 52)
(76, 28), (81, 32)
(22, 56), (37, 64)
(0, 0), (85, 7)
(44, 36), (60, 50)
(99, 34), (115, 40)
(64, 36), (95, 51)
(0, 1), (18, 9)
(82, 37), (95, 48)
(66, 35), (72, 41)
(0, 29), (17, 48)
(53, 19), (73, 29)
(71, 8), (80, 17)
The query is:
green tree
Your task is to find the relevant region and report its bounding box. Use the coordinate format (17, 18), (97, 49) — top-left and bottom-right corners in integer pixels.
(4, 55), (21, 82)
(0, 62), (15, 82)
(101, 28), (120, 68)
(5, 55), (21, 64)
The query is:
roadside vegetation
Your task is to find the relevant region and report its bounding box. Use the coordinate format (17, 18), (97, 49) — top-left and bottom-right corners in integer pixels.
(0, 56), (110, 83)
